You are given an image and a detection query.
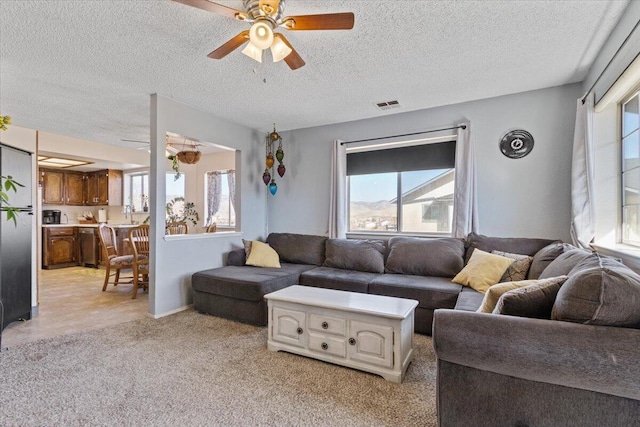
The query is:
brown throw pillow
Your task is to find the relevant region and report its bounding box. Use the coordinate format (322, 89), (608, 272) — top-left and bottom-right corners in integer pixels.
(494, 276), (568, 318)
(492, 250), (533, 282)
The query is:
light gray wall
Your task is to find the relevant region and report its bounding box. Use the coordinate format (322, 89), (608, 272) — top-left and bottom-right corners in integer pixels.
(268, 84), (582, 242)
(149, 95), (266, 317)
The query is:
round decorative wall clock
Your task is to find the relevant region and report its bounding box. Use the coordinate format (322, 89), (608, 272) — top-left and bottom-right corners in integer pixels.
(499, 129), (534, 159)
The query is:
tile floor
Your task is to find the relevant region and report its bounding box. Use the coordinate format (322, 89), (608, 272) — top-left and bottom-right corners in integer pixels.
(1, 266), (148, 348)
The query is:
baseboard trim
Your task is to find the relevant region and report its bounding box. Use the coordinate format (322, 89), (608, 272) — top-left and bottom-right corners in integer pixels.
(148, 304), (193, 319)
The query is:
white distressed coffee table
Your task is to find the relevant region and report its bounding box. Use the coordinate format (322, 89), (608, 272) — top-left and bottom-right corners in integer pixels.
(264, 285), (418, 383)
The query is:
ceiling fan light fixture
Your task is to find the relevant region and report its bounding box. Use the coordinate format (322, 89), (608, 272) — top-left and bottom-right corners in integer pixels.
(241, 41), (263, 63)
(270, 36), (292, 62)
(249, 21), (274, 50)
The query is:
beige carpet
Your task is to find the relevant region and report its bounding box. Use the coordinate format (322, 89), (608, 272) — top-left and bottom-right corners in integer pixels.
(0, 310), (437, 426)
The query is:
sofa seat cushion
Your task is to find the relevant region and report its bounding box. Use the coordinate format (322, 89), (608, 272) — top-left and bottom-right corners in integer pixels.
(454, 287), (484, 311)
(266, 233), (327, 266)
(192, 263), (315, 302)
(299, 267), (380, 293)
(369, 274), (462, 310)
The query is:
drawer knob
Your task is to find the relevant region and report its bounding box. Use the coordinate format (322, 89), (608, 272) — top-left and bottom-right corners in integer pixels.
(321, 342), (328, 350)
(348, 338), (356, 346)
(296, 327), (303, 335)
(321, 321), (328, 329)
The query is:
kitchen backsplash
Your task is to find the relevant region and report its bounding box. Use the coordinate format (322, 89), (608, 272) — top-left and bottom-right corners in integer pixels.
(43, 205), (149, 225)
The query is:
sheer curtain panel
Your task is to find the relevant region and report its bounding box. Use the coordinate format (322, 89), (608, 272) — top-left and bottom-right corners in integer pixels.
(570, 94), (596, 248)
(206, 171), (222, 226)
(328, 140), (347, 238)
(452, 123), (478, 239)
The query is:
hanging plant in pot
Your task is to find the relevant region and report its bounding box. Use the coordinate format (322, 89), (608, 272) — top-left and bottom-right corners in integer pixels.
(176, 137), (201, 165)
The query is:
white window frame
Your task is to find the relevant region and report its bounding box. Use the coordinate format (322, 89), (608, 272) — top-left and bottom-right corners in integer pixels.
(345, 137), (457, 238)
(621, 88), (640, 246)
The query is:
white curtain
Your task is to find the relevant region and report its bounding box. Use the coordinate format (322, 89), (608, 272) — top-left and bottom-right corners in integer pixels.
(452, 123), (478, 239)
(328, 139), (347, 238)
(570, 94), (595, 249)
(227, 170), (236, 211)
(206, 171), (222, 226)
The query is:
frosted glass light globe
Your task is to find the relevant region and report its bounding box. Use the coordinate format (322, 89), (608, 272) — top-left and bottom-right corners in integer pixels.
(249, 21), (274, 50)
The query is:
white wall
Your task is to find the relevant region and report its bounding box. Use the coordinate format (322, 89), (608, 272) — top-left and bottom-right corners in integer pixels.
(268, 84), (581, 242)
(149, 95), (265, 317)
(0, 125), (38, 307)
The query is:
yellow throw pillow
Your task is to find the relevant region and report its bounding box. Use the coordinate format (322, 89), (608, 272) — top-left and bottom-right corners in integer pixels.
(452, 249), (515, 293)
(477, 280), (538, 313)
(246, 241), (281, 268)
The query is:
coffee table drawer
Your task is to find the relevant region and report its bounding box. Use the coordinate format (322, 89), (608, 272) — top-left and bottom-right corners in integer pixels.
(309, 314), (346, 336)
(309, 333), (346, 358)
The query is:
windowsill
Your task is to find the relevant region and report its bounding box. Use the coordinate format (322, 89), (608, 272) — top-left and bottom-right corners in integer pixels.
(590, 242), (640, 270)
(164, 231), (242, 241)
(346, 231), (452, 240)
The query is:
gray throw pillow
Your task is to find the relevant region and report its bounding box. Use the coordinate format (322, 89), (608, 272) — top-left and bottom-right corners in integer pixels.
(528, 242), (576, 279)
(494, 275), (568, 318)
(385, 237), (464, 277)
(266, 233), (327, 266)
(551, 254), (640, 327)
(538, 249), (593, 279)
(323, 239), (385, 273)
(465, 232), (559, 264)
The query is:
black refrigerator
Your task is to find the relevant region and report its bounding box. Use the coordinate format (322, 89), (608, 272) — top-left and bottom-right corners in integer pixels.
(0, 144), (33, 332)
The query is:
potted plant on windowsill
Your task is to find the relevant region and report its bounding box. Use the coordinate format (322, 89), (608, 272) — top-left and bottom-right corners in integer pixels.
(165, 197), (199, 228)
(0, 116), (24, 224)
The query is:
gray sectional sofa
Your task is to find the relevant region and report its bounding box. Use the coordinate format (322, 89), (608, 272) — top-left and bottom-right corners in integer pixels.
(192, 232), (556, 334)
(434, 246), (640, 426)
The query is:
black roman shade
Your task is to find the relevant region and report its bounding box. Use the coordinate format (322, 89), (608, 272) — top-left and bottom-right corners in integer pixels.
(346, 141), (456, 175)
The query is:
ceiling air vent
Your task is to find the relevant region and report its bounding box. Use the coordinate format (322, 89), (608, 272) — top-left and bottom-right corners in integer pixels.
(375, 100), (401, 111)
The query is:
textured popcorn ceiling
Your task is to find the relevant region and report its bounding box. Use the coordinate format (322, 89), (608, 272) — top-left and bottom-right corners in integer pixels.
(0, 0), (629, 147)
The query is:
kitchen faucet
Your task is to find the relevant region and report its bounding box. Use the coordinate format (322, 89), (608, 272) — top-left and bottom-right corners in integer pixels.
(124, 205), (134, 224)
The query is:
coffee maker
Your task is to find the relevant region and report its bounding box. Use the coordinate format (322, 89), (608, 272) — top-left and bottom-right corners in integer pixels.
(43, 209), (61, 224)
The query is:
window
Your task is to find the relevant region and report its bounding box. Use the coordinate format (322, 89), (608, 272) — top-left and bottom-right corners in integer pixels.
(622, 90), (640, 245)
(124, 172), (185, 212)
(347, 141), (455, 235)
(204, 170), (236, 228)
(124, 172), (149, 212)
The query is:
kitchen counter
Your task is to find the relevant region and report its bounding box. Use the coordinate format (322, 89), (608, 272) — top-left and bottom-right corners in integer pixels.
(42, 224), (142, 228)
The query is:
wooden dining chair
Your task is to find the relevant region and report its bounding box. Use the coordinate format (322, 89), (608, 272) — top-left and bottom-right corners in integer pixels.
(98, 224), (133, 292)
(206, 223), (217, 233)
(166, 221), (188, 235)
(128, 224), (150, 299)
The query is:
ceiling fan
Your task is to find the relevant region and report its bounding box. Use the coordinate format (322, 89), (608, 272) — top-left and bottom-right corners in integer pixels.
(172, 0), (355, 70)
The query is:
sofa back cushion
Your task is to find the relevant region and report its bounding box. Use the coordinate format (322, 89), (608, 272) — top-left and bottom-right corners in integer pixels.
(385, 237), (465, 277)
(552, 253), (640, 328)
(465, 232), (558, 263)
(266, 233), (327, 266)
(528, 242), (576, 279)
(323, 239), (386, 273)
(538, 249), (592, 279)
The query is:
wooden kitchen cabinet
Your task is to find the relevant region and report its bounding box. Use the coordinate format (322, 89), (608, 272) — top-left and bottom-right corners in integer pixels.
(65, 172), (85, 205)
(41, 169), (64, 205)
(42, 227), (77, 268)
(86, 170), (122, 206)
(41, 168), (123, 206)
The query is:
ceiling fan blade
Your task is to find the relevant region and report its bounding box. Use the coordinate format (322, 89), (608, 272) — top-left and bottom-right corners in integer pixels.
(207, 30), (250, 59)
(274, 34), (305, 70)
(280, 13), (354, 31)
(171, 0), (247, 21)
(259, 0), (280, 15)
